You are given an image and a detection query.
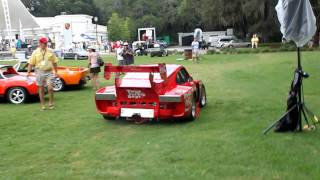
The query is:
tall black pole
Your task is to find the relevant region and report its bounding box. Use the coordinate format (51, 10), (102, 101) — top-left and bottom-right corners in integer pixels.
(297, 47), (302, 69)
(96, 23), (98, 44)
(297, 47), (303, 131)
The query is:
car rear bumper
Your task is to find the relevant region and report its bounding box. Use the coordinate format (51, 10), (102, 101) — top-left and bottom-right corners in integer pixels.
(96, 105), (187, 120)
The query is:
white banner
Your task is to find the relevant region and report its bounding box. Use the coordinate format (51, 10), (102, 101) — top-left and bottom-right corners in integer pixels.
(63, 23), (73, 49)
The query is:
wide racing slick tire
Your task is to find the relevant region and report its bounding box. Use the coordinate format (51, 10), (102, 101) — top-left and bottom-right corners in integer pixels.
(52, 77), (65, 92)
(103, 115), (116, 121)
(6, 87), (28, 104)
(186, 95), (197, 121)
(199, 84), (207, 108)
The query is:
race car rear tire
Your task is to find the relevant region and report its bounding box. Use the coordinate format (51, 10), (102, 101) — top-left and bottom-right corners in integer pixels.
(52, 77), (65, 92)
(199, 84), (207, 108)
(7, 87), (28, 104)
(103, 115), (116, 120)
(187, 95), (197, 121)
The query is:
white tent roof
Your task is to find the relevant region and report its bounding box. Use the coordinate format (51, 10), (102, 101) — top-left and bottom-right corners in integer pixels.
(73, 34), (90, 42)
(0, 0), (39, 30)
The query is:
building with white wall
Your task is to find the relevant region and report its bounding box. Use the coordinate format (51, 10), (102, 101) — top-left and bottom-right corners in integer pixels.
(34, 14), (108, 50)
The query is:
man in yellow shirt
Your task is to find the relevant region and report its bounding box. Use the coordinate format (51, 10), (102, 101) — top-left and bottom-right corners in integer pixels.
(27, 37), (58, 110)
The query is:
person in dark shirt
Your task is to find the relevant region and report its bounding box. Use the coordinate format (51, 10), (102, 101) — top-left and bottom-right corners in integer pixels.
(123, 42), (134, 65)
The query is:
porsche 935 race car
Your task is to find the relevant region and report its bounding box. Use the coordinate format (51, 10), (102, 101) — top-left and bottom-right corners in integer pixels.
(95, 63), (207, 122)
(0, 65), (39, 104)
(14, 60), (89, 92)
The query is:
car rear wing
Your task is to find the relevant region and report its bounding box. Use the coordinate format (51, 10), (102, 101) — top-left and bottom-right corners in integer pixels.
(104, 63), (167, 81)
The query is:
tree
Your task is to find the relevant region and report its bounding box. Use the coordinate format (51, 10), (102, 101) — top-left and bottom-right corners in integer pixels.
(22, 0), (100, 21)
(310, 0), (320, 46)
(107, 13), (132, 41)
(108, 13), (123, 41)
(23, 0), (320, 44)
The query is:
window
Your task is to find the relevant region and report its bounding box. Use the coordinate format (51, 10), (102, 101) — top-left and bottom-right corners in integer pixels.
(220, 39), (232, 42)
(176, 72), (184, 85)
(176, 68), (190, 85)
(17, 62), (30, 72)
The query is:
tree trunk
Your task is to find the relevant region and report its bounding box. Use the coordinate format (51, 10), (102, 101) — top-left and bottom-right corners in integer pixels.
(310, 0), (320, 46)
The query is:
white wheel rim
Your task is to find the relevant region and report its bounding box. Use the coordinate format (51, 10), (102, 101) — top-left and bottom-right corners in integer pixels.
(201, 92), (206, 106)
(52, 78), (63, 91)
(191, 101), (196, 117)
(10, 89), (25, 104)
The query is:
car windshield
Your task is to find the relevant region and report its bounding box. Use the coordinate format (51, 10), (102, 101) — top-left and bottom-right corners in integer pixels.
(0, 67), (18, 78)
(17, 62), (30, 72)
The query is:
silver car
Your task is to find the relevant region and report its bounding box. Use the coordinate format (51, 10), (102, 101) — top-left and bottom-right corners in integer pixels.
(216, 38), (251, 48)
(62, 49), (88, 60)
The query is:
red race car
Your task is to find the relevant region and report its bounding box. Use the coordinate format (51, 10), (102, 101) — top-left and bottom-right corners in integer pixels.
(95, 63), (207, 122)
(0, 65), (39, 104)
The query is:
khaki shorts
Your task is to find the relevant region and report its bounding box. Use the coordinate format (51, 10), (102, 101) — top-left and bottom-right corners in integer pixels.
(35, 70), (54, 87)
(193, 50), (199, 58)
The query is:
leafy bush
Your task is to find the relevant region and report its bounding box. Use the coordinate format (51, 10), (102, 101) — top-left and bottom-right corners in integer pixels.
(210, 45), (319, 55)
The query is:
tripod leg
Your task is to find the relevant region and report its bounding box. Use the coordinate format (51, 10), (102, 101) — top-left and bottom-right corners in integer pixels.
(263, 105), (297, 135)
(298, 103), (303, 131)
(301, 107), (310, 126)
(304, 105), (319, 123)
(263, 119), (282, 135)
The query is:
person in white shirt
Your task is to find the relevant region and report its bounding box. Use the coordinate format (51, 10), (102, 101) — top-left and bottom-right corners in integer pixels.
(116, 44), (124, 66)
(88, 47), (100, 90)
(191, 38), (200, 63)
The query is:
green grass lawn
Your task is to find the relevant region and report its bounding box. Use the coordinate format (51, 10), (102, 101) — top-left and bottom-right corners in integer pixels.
(1, 52), (320, 179)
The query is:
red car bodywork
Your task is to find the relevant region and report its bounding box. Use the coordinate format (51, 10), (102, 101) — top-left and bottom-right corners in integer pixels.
(0, 65), (38, 101)
(95, 63), (206, 121)
(14, 61), (89, 91)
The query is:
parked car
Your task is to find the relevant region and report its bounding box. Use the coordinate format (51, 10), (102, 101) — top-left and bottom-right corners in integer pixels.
(14, 60), (89, 92)
(148, 47), (168, 57)
(156, 40), (169, 48)
(0, 65), (39, 104)
(215, 38), (251, 48)
(95, 63), (207, 122)
(62, 49), (88, 60)
(209, 35), (234, 47)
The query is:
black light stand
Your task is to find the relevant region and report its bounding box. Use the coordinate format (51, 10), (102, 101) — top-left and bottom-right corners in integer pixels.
(263, 47), (318, 134)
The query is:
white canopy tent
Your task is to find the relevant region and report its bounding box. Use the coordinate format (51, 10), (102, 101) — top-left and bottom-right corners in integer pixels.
(0, 0), (39, 39)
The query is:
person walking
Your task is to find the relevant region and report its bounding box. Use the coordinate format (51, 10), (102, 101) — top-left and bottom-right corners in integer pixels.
(123, 42), (134, 65)
(116, 43), (125, 66)
(87, 47), (100, 91)
(191, 38), (200, 63)
(27, 37), (58, 111)
(251, 34), (259, 48)
(254, 34), (259, 48)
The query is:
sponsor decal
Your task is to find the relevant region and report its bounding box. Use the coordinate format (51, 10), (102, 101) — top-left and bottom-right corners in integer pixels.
(127, 90), (146, 99)
(184, 92), (192, 112)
